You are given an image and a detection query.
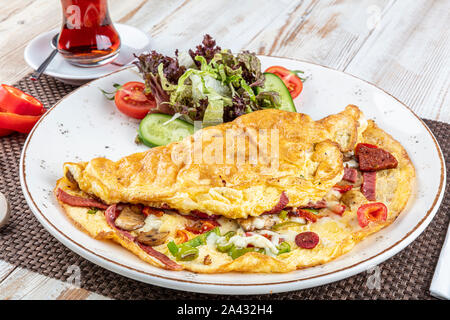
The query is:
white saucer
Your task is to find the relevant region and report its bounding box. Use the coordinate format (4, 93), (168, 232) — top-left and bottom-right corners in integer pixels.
(24, 24), (153, 85)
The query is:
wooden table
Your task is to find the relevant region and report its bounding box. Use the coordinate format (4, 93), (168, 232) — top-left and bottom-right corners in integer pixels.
(0, 0), (448, 299)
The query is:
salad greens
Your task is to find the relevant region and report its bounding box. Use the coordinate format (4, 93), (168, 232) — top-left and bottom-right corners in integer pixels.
(135, 34), (281, 125)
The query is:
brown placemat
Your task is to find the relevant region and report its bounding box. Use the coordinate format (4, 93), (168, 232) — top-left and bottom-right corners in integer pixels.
(0, 74), (448, 300)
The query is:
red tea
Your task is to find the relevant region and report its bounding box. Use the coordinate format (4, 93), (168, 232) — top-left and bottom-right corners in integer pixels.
(58, 0), (121, 66)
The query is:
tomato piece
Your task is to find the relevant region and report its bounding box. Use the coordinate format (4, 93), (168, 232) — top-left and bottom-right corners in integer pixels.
(262, 233), (272, 240)
(357, 202), (388, 228)
(296, 209), (318, 222)
(185, 220), (218, 234)
(333, 185), (353, 193)
(176, 230), (189, 243)
(0, 112), (42, 133)
(295, 232), (319, 249)
(265, 66), (303, 99)
(142, 206), (164, 217)
(0, 84), (45, 116)
(114, 82), (156, 119)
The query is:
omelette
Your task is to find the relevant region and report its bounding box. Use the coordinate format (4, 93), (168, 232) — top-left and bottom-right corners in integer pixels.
(54, 105), (415, 273)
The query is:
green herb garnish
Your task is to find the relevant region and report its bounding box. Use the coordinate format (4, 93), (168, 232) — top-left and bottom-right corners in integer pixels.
(87, 208), (98, 215)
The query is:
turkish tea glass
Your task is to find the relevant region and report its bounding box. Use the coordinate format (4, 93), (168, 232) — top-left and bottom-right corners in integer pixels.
(57, 0), (121, 67)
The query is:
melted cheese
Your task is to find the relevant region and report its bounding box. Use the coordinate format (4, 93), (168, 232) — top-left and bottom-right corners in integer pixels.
(139, 214), (162, 232)
(228, 234), (279, 255)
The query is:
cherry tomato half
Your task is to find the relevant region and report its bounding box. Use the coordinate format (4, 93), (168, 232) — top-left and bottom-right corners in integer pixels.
(176, 229), (189, 243)
(357, 202), (388, 228)
(185, 221), (218, 234)
(142, 206), (164, 217)
(114, 82), (156, 119)
(0, 84), (45, 116)
(265, 66), (303, 99)
(333, 184), (353, 193)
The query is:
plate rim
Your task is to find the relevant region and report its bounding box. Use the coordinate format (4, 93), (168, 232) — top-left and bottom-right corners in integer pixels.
(19, 56), (446, 294)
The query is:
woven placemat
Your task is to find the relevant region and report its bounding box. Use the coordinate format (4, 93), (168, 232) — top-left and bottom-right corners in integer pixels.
(0, 74), (448, 300)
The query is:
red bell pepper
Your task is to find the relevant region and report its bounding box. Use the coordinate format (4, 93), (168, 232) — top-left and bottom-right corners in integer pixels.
(0, 112), (42, 134)
(0, 84), (45, 134)
(0, 84), (45, 116)
(0, 128), (13, 137)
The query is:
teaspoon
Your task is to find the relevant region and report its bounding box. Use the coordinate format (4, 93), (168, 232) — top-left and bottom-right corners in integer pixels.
(30, 33), (59, 81)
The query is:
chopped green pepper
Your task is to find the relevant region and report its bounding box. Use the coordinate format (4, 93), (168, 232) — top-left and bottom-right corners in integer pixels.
(167, 227), (220, 259)
(216, 241), (234, 253)
(177, 244), (199, 261)
(215, 231), (236, 252)
(272, 221), (305, 231)
(167, 240), (179, 256)
(277, 241), (291, 255)
(229, 246), (264, 260)
(87, 208), (98, 215)
(223, 230), (236, 239)
(185, 235), (205, 247)
(184, 227), (220, 247)
(279, 210), (288, 220)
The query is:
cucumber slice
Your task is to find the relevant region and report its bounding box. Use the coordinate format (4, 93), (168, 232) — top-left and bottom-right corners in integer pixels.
(257, 72), (296, 112)
(138, 113), (194, 147)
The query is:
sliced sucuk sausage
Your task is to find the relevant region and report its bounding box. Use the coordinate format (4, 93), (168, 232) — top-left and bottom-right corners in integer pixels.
(302, 200), (327, 209)
(188, 210), (220, 220)
(263, 191), (289, 214)
(355, 144), (398, 171)
(137, 242), (183, 270)
(361, 172), (377, 201)
(295, 232), (319, 249)
(104, 205), (135, 241)
(56, 188), (108, 210)
(105, 205), (182, 270)
(343, 167), (358, 183)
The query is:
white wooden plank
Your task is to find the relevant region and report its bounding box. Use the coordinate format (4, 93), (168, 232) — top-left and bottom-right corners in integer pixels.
(142, 0), (299, 56)
(0, 0), (35, 23)
(0, 266), (109, 300)
(246, 0), (395, 70)
(345, 0), (450, 123)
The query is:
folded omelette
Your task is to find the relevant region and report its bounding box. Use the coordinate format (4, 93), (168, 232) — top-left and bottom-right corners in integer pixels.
(55, 105), (415, 272)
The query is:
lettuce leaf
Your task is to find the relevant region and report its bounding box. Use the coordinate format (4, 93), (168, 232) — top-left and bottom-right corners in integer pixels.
(135, 35), (280, 125)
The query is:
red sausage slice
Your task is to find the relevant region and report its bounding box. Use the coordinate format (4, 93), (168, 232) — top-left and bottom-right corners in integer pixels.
(263, 191), (289, 214)
(361, 172), (377, 201)
(56, 188), (108, 210)
(355, 144), (398, 171)
(105, 205), (182, 271)
(295, 232), (320, 249)
(302, 200), (327, 209)
(343, 167), (358, 183)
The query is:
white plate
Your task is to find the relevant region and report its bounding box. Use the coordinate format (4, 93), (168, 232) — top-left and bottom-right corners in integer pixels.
(20, 56), (446, 295)
(24, 24), (153, 85)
